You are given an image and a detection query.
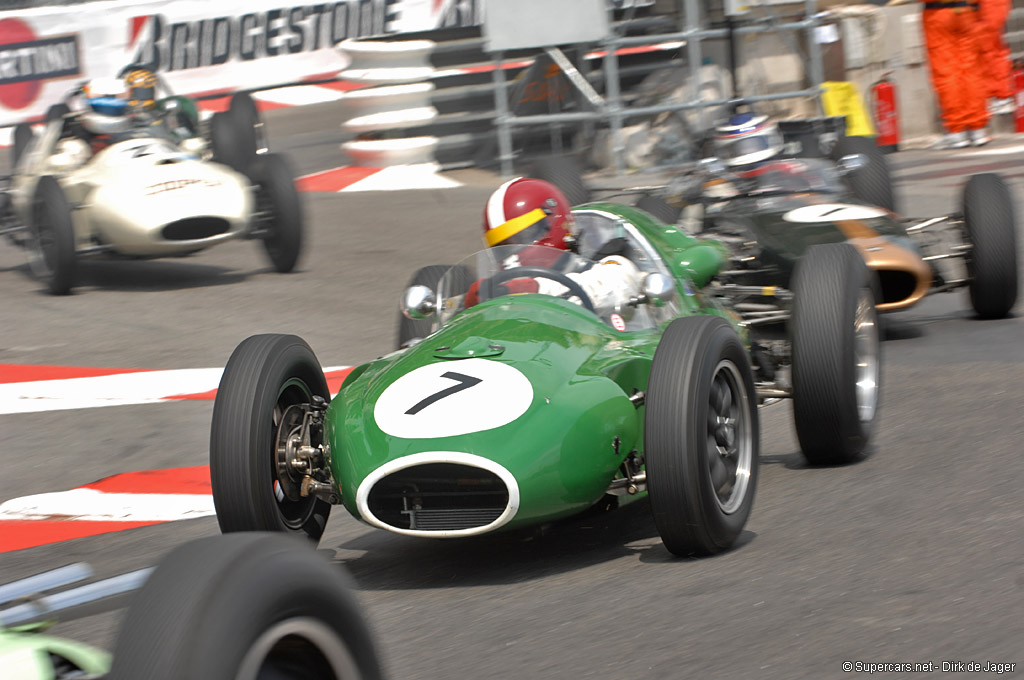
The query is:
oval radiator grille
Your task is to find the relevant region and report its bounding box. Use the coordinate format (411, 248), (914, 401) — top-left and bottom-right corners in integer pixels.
(161, 217), (230, 241)
(367, 462), (509, 532)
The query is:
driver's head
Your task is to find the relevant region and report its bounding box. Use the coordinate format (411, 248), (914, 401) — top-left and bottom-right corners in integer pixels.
(714, 112), (783, 169)
(482, 177), (574, 253)
(120, 66), (158, 111)
(79, 77), (134, 135)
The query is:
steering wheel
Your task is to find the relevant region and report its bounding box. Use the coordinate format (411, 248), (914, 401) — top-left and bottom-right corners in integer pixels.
(480, 266), (596, 313)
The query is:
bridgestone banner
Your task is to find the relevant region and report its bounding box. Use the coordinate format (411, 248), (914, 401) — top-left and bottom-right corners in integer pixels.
(0, 0), (654, 125)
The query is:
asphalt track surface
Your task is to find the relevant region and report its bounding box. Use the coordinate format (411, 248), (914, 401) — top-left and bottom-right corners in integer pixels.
(1, 102), (1022, 679)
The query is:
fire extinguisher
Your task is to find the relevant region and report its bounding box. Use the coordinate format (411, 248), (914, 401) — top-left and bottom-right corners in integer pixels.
(871, 73), (899, 154)
(1014, 61), (1024, 133)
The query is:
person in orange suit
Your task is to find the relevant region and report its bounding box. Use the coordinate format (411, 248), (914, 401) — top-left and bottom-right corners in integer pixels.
(921, 0), (991, 148)
(976, 0), (1015, 115)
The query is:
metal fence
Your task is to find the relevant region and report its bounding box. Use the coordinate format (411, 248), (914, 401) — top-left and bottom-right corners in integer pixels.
(487, 0), (826, 176)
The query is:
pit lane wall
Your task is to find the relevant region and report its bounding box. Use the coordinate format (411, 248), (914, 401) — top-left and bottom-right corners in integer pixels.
(1, 0), (655, 127)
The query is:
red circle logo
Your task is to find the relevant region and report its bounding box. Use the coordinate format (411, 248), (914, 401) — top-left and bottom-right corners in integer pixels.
(0, 17), (42, 110)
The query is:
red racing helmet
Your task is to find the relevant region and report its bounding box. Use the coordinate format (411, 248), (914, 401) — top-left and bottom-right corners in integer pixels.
(482, 177), (574, 251)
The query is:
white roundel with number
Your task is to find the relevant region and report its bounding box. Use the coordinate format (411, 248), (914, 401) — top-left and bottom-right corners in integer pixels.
(782, 204), (888, 223)
(374, 358), (534, 439)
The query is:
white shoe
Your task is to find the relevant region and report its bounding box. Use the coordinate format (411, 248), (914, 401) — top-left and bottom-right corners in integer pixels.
(988, 97), (1015, 115)
(933, 131), (969, 149)
(969, 128), (992, 147)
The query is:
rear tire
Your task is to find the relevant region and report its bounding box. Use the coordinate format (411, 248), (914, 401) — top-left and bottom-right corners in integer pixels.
(791, 243), (881, 464)
(108, 533), (383, 680)
(12, 123), (34, 168)
(397, 264), (471, 349)
(645, 315), (759, 556)
(250, 153), (303, 273)
(530, 156), (591, 206)
(29, 175), (77, 295)
(210, 334), (331, 542)
(962, 173), (1018, 319)
(832, 135), (896, 213)
(228, 91), (267, 156)
(210, 111), (249, 174)
(44, 102), (70, 124)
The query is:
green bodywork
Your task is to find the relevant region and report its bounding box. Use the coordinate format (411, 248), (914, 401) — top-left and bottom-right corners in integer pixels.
(324, 203), (740, 533)
(0, 625), (110, 679)
(582, 202), (731, 293)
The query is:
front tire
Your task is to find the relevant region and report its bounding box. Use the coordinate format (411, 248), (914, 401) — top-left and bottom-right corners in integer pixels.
(250, 153), (304, 273)
(108, 533), (383, 680)
(791, 243), (881, 464)
(962, 173), (1018, 319)
(210, 334), (331, 542)
(29, 175), (77, 295)
(645, 315), (759, 557)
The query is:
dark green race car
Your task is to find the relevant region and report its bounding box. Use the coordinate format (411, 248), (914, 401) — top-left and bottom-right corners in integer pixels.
(628, 139), (1018, 320)
(210, 203), (880, 558)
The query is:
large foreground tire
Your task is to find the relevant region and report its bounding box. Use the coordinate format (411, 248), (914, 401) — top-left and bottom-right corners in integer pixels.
(962, 173), (1018, 319)
(645, 315), (759, 557)
(250, 152), (303, 273)
(12, 123), (34, 169)
(211, 334), (331, 542)
(530, 156), (592, 206)
(396, 264), (471, 349)
(29, 175), (77, 295)
(635, 194), (682, 225)
(108, 533), (383, 680)
(791, 243), (881, 464)
(832, 135), (896, 213)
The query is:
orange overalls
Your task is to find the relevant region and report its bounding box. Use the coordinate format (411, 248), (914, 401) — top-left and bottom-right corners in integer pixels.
(976, 0), (1013, 100)
(922, 0), (989, 133)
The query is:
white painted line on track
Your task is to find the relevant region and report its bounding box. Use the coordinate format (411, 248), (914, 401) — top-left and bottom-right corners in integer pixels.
(0, 368), (224, 415)
(0, 365), (350, 414)
(0, 488), (215, 523)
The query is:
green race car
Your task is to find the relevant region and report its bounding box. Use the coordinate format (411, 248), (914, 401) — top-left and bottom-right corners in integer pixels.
(210, 202), (881, 558)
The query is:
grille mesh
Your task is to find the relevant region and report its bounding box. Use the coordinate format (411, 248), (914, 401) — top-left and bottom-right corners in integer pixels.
(367, 462), (509, 532)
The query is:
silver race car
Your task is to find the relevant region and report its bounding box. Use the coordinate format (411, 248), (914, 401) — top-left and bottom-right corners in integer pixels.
(1, 70), (303, 295)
